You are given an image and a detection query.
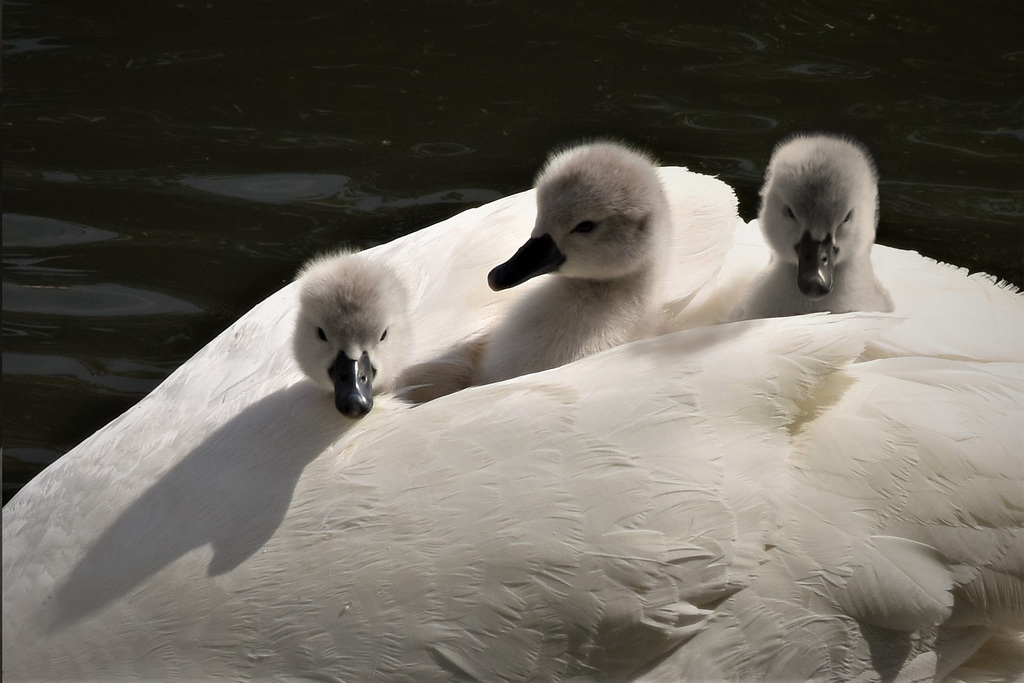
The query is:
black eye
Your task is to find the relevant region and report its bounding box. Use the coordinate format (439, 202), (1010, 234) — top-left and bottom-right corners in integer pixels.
(317, 327), (327, 341)
(379, 329), (388, 342)
(785, 207), (796, 220)
(843, 210), (853, 223)
(572, 220), (597, 234)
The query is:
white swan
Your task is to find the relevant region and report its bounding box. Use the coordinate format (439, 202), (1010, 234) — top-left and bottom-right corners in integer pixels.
(3, 163), (1022, 681)
(479, 141), (671, 384)
(732, 132), (894, 320)
(293, 250), (411, 418)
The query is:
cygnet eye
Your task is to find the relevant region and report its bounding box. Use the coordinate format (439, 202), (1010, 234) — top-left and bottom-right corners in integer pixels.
(785, 207), (796, 220)
(379, 328), (388, 342)
(317, 327), (327, 342)
(843, 209), (853, 224)
(572, 220), (597, 234)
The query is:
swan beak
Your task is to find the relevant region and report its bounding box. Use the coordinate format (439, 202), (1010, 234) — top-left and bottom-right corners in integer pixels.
(487, 234), (567, 291)
(329, 351), (374, 419)
(796, 232), (835, 300)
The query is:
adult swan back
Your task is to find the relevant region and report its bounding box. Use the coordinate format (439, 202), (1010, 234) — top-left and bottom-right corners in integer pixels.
(4, 166), (1022, 681)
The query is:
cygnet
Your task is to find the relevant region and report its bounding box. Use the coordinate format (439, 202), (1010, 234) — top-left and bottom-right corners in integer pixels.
(293, 251), (410, 418)
(732, 132), (894, 320)
(479, 141), (671, 384)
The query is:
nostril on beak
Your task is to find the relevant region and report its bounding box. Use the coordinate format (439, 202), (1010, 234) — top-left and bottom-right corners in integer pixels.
(340, 400), (371, 419)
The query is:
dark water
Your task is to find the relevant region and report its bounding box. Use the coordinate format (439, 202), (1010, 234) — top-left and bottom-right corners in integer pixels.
(4, 1), (1023, 504)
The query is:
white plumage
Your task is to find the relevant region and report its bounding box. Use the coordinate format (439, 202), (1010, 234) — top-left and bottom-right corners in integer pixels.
(3, 164), (1021, 681)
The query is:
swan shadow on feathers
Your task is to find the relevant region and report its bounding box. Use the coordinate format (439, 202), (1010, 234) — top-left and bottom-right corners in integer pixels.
(48, 380), (354, 631)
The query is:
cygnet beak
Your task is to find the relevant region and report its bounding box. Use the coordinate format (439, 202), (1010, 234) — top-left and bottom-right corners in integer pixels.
(795, 231), (835, 299)
(487, 234), (566, 291)
(329, 351), (374, 419)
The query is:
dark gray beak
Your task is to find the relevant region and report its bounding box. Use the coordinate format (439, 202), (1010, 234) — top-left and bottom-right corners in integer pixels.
(796, 232), (835, 299)
(329, 351), (374, 419)
(487, 234), (566, 291)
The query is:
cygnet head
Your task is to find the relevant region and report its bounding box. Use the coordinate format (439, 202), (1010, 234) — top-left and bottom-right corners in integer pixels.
(488, 141), (669, 291)
(759, 133), (879, 300)
(293, 251), (411, 419)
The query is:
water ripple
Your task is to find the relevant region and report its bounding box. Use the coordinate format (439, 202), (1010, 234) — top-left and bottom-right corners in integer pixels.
(4, 352), (164, 395)
(411, 142), (475, 157)
(3, 214), (119, 248)
(179, 173), (353, 204)
(679, 112), (779, 133)
(124, 50), (224, 70)
(785, 62), (876, 79)
(3, 36), (70, 55)
(3, 281), (202, 317)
